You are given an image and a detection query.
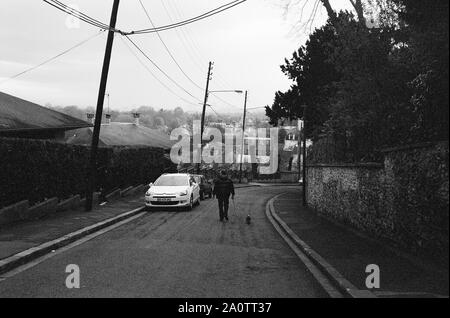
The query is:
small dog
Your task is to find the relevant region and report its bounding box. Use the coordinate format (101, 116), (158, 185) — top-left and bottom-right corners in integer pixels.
(246, 214), (251, 225)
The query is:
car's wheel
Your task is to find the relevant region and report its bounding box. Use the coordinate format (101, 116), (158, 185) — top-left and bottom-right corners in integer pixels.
(187, 196), (194, 211)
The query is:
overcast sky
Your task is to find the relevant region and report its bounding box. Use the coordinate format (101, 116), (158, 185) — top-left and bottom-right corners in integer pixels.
(0, 0), (353, 114)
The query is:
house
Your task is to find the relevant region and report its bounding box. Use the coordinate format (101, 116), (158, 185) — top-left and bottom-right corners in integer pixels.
(0, 91), (92, 141)
(66, 113), (174, 150)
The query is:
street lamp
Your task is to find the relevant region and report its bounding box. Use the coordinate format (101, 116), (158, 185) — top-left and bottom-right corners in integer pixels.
(246, 106), (266, 111)
(209, 90), (244, 94)
(300, 105), (308, 207)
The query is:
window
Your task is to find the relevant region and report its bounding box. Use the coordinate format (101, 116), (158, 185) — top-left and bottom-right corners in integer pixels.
(154, 175), (189, 186)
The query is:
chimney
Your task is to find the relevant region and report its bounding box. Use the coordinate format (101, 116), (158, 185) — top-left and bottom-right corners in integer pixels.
(132, 112), (140, 126)
(86, 113), (95, 124)
(105, 114), (111, 125)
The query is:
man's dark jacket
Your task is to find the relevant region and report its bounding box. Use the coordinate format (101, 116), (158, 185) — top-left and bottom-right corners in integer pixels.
(213, 176), (235, 199)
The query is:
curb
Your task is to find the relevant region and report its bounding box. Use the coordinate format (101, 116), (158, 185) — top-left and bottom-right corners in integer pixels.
(234, 184), (259, 189)
(267, 194), (376, 298)
(248, 183), (301, 188)
(0, 206), (146, 276)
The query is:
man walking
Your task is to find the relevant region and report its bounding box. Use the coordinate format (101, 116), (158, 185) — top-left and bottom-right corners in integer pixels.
(213, 170), (235, 222)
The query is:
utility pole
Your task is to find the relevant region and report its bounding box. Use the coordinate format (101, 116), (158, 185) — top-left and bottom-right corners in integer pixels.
(302, 105), (307, 207)
(239, 91), (248, 183)
(85, 0), (120, 211)
(198, 61), (213, 174)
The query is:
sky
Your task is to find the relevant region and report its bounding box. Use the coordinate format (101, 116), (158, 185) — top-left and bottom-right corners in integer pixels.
(0, 0), (353, 114)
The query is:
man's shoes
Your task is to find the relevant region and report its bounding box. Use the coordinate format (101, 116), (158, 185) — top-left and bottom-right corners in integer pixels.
(220, 218), (224, 222)
(225, 217), (229, 222)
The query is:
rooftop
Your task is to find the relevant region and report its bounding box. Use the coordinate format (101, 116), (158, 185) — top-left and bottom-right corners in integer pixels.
(66, 122), (175, 149)
(0, 91), (92, 132)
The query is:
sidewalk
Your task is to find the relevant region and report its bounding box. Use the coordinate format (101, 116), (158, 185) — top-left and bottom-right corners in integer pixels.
(272, 189), (449, 298)
(0, 194), (144, 261)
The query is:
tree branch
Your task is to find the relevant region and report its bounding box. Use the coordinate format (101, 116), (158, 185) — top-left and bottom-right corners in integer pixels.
(349, 0), (367, 25)
(319, 0), (338, 22)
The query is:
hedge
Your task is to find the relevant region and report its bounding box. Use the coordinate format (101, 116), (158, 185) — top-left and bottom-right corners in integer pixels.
(0, 137), (173, 208)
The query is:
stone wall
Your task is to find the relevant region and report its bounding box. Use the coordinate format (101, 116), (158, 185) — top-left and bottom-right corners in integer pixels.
(307, 141), (449, 259)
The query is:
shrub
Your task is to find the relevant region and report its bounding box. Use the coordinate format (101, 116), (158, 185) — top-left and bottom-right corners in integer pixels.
(0, 137), (173, 208)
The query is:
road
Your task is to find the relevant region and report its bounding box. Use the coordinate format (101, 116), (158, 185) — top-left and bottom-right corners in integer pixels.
(0, 186), (327, 298)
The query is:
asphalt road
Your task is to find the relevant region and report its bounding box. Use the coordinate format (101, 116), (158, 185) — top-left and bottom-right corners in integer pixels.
(0, 186), (327, 298)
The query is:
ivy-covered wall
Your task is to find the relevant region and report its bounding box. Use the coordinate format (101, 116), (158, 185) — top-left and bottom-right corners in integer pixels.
(0, 137), (173, 209)
(307, 141), (449, 260)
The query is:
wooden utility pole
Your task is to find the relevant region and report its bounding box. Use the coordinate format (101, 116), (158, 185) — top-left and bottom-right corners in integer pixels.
(85, 0), (120, 211)
(198, 61), (213, 174)
(239, 91), (248, 183)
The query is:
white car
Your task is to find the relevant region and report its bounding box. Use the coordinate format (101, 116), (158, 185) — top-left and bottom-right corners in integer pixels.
(145, 173), (201, 210)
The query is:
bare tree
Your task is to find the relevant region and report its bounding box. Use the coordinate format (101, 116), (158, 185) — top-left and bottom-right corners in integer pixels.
(284, 0), (368, 30)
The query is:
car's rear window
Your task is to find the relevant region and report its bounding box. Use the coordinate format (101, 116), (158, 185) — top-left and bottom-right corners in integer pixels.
(154, 175), (189, 187)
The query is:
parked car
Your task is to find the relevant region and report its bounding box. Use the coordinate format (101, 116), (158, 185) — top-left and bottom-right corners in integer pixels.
(145, 173), (200, 210)
(193, 175), (213, 200)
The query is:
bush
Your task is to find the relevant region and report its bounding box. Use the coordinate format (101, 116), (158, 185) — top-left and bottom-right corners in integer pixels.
(0, 137), (173, 208)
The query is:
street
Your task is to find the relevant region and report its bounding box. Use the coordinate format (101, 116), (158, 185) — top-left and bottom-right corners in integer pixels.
(0, 186), (327, 298)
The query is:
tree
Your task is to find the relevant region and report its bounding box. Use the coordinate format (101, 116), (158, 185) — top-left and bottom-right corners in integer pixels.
(391, 0), (449, 141)
(266, 20), (341, 138)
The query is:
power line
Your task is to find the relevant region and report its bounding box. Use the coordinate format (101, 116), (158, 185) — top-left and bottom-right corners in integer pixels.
(120, 37), (200, 107)
(161, 0), (239, 107)
(160, 1), (244, 110)
(161, 0), (207, 74)
(137, 0), (204, 91)
(166, 1), (211, 70)
(39, 1), (244, 111)
(167, 0), (238, 94)
(210, 93), (242, 110)
(43, 0), (248, 36)
(43, 0), (119, 32)
(49, 0), (110, 27)
(208, 105), (221, 117)
(129, 0), (248, 35)
(0, 31), (104, 86)
(125, 35), (202, 103)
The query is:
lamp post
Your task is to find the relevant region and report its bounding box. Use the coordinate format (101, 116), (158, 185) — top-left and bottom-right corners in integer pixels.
(297, 119), (303, 183)
(301, 105), (308, 207)
(210, 90), (243, 94)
